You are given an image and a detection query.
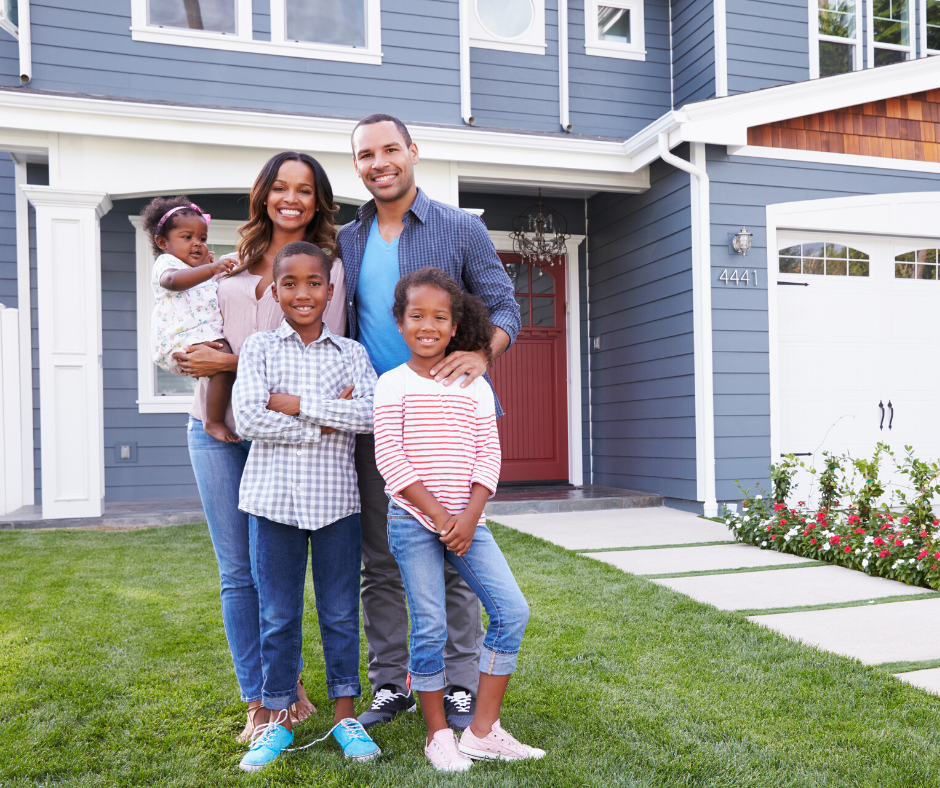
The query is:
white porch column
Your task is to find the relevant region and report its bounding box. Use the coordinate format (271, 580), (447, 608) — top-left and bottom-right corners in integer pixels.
(19, 186), (112, 519)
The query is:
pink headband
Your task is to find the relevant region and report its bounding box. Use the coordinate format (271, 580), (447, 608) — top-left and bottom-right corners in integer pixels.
(155, 203), (211, 235)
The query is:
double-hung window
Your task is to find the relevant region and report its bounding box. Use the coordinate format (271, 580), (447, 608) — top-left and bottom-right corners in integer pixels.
(131, 0), (383, 65)
(812, 0), (861, 77)
(923, 0), (940, 54)
(584, 0), (646, 60)
(0, 0), (17, 38)
(869, 0), (912, 65)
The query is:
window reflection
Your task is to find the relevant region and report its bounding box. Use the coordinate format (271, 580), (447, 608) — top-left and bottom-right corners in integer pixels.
(778, 242), (869, 275)
(515, 295), (530, 327)
(531, 269), (554, 295)
(532, 297), (554, 327)
(148, 0), (236, 33)
(505, 263), (530, 294)
(286, 0), (367, 47)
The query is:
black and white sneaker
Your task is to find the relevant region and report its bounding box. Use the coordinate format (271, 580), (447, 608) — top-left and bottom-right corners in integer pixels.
(357, 684), (417, 730)
(443, 686), (476, 731)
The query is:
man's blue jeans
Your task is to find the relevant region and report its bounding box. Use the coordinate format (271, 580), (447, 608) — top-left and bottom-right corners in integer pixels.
(253, 513), (363, 710)
(386, 504), (530, 693)
(187, 418), (263, 702)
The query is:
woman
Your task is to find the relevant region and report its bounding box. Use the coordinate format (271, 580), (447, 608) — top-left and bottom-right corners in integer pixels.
(174, 151), (347, 742)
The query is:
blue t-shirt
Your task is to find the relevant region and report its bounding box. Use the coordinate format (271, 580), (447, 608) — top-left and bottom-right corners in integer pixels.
(355, 217), (411, 376)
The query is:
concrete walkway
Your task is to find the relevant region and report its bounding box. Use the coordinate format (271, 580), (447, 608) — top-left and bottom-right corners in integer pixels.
(491, 507), (940, 695)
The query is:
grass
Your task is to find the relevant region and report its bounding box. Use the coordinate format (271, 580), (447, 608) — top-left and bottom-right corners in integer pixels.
(2, 523), (940, 787)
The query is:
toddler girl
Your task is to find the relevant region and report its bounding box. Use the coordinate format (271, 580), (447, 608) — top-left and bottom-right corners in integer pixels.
(142, 196), (238, 443)
(373, 267), (545, 772)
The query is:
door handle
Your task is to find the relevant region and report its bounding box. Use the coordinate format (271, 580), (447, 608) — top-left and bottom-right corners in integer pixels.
(879, 400), (885, 430)
(888, 400), (894, 430)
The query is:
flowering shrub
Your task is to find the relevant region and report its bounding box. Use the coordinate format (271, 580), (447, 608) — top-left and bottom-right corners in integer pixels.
(724, 444), (940, 591)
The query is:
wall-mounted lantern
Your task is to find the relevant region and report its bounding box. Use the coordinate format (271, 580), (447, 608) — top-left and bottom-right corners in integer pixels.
(732, 227), (753, 257)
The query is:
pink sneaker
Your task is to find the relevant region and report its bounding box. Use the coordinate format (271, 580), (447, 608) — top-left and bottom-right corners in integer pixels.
(425, 728), (473, 772)
(458, 720), (546, 761)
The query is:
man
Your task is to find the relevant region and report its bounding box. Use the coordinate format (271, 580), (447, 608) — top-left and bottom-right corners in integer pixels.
(338, 113), (520, 731)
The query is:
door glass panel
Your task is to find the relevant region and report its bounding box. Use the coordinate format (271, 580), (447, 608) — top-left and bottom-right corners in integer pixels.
(895, 262), (915, 278)
(849, 260), (869, 276)
(286, 0), (367, 47)
(803, 258), (824, 275)
(531, 269), (555, 295)
(515, 295), (530, 327)
(779, 244), (802, 257)
(825, 242), (847, 258)
(826, 259), (847, 275)
(505, 263), (529, 293)
(802, 242), (825, 257)
(916, 249), (937, 263)
(917, 264), (938, 280)
(531, 297), (554, 327)
(148, 0), (237, 33)
(779, 256), (801, 274)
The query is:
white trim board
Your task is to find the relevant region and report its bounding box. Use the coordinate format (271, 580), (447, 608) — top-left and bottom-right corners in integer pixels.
(765, 191), (940, 463)
(728, 144), (940, 175)
(487, 230), (586, 487)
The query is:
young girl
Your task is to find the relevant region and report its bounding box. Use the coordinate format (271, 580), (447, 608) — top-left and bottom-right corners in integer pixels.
(142, 196), (238, 443)
(373, 267), (545, 772)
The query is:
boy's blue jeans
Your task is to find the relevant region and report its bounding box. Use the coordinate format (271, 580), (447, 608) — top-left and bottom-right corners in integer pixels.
(386, 503), (529, 692)
(253, 513), (363, 709)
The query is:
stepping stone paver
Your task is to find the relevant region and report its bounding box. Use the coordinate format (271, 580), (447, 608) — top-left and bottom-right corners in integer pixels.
(490, 508), (732, 551)
(895, 668), (940, 695)
(750, 596), (940, 664)
(656, 563), (932, 611)
(589, 543), (816, 575)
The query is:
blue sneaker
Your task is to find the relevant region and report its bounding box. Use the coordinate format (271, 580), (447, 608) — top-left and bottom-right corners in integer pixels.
(239, 713), (294, 772)
(332, 717), (381, 762)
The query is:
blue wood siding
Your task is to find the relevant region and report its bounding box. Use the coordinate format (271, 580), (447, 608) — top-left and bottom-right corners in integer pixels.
(706, 148), (940, 502)
(726, 0), (809, 94)
(0, 156), (15, 308)
(586, 157), (696, 500)
(567, 0), (673, 138)
(671, 0), (715, 107)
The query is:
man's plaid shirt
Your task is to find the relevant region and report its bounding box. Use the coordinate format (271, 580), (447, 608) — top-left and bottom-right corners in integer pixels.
(233, 320), (377, 531)
(337, 188), (520, 417)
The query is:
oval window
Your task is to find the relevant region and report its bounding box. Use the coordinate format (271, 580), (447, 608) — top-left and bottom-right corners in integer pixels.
(476, 0), (534, 39)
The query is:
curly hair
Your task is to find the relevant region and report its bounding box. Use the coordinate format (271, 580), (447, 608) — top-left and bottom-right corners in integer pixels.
(231, 152), (339, 276)
(392, 267), (494, 360)
(139, 196), (204, 256)
(272, 241), (332, 283)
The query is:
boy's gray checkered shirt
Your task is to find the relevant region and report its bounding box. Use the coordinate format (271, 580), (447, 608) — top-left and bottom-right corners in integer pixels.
(233, 320), (377, 531)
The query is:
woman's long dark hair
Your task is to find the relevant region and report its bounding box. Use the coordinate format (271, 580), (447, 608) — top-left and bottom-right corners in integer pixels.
(392, 267), (495, 360)
(231, 151), (339, 275)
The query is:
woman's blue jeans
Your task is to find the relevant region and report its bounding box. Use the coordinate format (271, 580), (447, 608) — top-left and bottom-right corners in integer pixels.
(386, 503), (530, 692)
(253, 514), (363, 709)
(187, 418), (263, 702)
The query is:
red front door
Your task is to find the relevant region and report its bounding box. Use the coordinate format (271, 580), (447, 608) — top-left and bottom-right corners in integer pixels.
(489, 254), (569, 482)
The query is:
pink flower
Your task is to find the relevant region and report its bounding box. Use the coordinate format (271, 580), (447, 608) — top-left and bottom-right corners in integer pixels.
(921, 531), (928, 538)
(918, 549), (929, 560)
(847, 515), (860, 525)
(770, 535), (776, 540)
(780, 519), (788, 525)
(933, 519), (939, 527)
(901, 516), (910, 524)
(935, 552), (940, 559)
(830, 535), (841, 544)
(873, 537), (885, 546)
(895, 539), (904, 547)
(798, 501), (805, 505)
(766, 525), (773, 531)
(844, 546), (851, 553)
(879, 549), (891, 557)
(810, 538), (817, 544)
(774, 502), (786, 512)
(854, 528), (866, 534)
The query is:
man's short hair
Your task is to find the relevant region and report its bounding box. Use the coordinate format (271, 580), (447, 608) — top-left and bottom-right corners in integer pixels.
(272, 241), (332, 282)
(351, 113), (413, 152)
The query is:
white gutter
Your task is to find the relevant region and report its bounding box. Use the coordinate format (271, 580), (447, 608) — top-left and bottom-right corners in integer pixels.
(459, 0), (474, 124)
(558, 0), (571, 132)
(17, 1), (31, 84)
(658, 133), (718, 517)
(713, 0), (727, 96)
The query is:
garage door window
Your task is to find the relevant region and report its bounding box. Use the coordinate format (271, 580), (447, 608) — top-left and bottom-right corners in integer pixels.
(778, 242), (870, 276)
(895, 249), (939, 279)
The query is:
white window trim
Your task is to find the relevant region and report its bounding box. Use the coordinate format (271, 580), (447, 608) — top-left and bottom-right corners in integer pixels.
(920, 0), (940, 54)
(866, 0), (913, 67)
(0, 3), (17, 39)
(130, 0), (383, 66)
(467, 0), (547, 55)
(584, 0), (646, 60)
(809, 0), (863, 78)
(131, 215), (242, 414)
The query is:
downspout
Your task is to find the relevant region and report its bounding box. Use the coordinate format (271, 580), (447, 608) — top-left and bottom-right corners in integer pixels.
(459, 0), (474, 124)
(558, 0), (571, 132)
(18, 0), (31, 84)
(658, 134), (718, 517)
(713, 0), (727, 96)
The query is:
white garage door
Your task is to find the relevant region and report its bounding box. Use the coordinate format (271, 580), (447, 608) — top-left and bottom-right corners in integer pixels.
(777, 231), (940, 505)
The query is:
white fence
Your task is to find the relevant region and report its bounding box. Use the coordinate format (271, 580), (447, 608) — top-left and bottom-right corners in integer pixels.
(0, 306), (23, 516)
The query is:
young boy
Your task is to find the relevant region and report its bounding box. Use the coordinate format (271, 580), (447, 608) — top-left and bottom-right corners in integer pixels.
(232, 241), (379, 771)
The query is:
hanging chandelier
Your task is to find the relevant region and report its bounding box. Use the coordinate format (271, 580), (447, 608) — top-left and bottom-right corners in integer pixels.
(510, 193), (571, 267)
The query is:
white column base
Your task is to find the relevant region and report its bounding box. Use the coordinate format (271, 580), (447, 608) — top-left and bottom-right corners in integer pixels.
(20, 186), (111, 519)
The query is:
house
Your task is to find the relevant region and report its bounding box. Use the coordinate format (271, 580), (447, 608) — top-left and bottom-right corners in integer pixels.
(0, 0), (939, 522)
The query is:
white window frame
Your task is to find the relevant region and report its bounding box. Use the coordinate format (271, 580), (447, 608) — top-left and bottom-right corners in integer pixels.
(809, 0), (863, 78)
(130, 0), (383, 65)
(584, 0), (646, 60)
(0, 0), (17, 38)
(866, 0), (913, 66)
(920, 0), (940, 54)
(467, 0), (546, 55)
(131, 215), (242, 414)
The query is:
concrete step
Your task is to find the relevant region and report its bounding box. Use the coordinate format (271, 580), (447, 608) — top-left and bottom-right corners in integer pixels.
(0, 500), (206, 530)
(484, 485), (662, 516)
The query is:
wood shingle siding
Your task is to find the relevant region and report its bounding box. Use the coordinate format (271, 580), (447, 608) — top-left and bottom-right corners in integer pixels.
(747, 91), (940, 162)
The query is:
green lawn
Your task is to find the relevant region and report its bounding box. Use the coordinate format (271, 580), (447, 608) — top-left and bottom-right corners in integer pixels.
(2, 522), (940, 787)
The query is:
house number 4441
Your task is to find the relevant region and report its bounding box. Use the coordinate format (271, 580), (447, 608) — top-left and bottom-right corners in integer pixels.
(719, 269), (758, 285)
